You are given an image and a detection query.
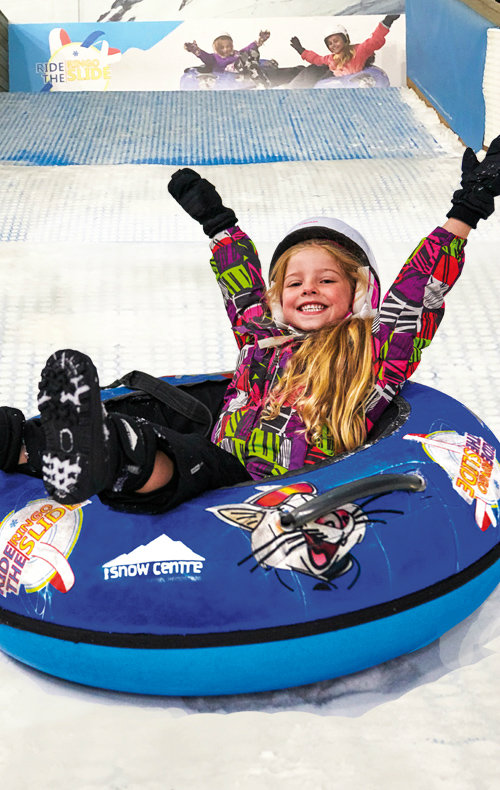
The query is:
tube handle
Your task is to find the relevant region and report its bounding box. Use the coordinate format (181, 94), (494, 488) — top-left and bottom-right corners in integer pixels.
(279, 473), (426, 529)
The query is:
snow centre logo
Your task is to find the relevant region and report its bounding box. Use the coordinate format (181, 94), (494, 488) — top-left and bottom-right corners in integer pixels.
(102, 534), (205, 581)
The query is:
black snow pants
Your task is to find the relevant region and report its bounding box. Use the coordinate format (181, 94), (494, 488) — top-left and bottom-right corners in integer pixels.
(100, 376), (252, 514)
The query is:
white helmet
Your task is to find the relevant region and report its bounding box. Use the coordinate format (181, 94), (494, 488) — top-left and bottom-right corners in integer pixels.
(324, 25), (350, 45)
(269, 216), (380, 321)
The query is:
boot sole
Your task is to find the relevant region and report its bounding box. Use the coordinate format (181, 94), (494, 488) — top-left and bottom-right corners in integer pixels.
(38, 349), (106, 505)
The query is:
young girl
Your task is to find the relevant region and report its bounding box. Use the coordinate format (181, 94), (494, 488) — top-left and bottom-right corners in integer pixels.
(1, 139), (499, 514)
(289, 15), (400, 88)
(184, 31), (270, 75)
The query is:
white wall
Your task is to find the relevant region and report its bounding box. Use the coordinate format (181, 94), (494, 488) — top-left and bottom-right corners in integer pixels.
(0, 2), (79, 23)
(0, 1), (403, 24)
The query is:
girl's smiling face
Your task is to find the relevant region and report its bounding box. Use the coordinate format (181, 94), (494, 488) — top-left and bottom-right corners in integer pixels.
(325, 34), (346, 54)
(281, 246), (354, 331)
(214, 38), (234, 57)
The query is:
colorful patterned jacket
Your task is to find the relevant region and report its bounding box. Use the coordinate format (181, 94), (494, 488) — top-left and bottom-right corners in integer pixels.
(209, 226), (466, 480)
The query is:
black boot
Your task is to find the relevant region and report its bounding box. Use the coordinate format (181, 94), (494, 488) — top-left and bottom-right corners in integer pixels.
(23, 418), (46, 475)
(0, 406), (26, 472)
(106, 412), (158, 495)
(38, 349), (157, 505)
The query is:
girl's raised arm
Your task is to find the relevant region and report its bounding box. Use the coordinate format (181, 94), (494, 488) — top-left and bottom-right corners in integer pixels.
(168, 169), (270, 347)
(369, 136), (500, 427)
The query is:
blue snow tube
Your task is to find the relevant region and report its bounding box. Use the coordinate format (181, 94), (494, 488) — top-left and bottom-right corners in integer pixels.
(315, 66), (390, 89)
(0, 377), (499, 695)
(180, 67), (256, 91)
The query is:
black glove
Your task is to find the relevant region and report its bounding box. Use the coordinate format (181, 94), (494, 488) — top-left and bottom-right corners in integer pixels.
(447, 135), (500, 228)
(382, 14), (400, 27)
(168, 168), (237, 237)
(290, 36), (305, 55)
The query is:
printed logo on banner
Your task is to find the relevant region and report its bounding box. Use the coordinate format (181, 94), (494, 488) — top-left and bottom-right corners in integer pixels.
(102, 534), (205, 581)
(0, 498), (87, 597)
(36, 28), (121, 91)
(404, 431), (500, 530)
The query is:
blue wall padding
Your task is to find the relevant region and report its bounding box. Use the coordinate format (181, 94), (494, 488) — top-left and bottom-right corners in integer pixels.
(0, 88), (448, 166)
(406, 0), (491, 150)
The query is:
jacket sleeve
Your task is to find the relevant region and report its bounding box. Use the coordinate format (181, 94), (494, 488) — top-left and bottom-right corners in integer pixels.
(301, 50), (331, 67)
(367, 227), (466, 428)
(240, 41), (258, 53)
(195, 49), (216, 68)
(354, 22), (390, 64)
(209, 227), (278, 348)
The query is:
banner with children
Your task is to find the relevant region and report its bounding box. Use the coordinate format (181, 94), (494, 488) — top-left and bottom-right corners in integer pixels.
(8, 16), (405, 93)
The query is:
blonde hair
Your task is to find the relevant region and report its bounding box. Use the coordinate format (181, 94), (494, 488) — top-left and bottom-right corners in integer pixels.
(264, 240), (375, 454)
(325, 35), (356, 69)
(334, 46), (356, 69)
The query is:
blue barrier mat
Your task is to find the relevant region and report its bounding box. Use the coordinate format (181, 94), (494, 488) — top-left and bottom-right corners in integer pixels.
(0, 89), (447, 166)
